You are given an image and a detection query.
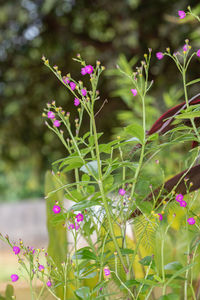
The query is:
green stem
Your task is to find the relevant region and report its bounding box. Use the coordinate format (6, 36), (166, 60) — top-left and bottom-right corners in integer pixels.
(111, 270), (136, 299)
(91, 110), (127, 271)
(184, 217), (189, 300)
(182, 64), (200, 144)
(129, 94), (146, 209)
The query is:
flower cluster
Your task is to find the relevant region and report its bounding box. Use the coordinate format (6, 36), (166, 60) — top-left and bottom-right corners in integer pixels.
(156, 42), (200, 60)
(7, 237), (52, 287)
(175, 194), (187, 207)
(81, 65), (94, 75)
(68, 213), (84, 231)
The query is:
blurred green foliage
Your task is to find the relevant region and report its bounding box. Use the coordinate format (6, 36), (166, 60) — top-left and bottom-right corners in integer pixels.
(1, 0), (200, 201)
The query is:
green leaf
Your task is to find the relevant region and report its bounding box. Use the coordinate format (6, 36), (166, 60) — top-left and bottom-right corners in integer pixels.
(81, 174), (90, 182)
(175, 111), (200, 119)
(158, 293), (179, 300)
(5, 285), (14, 299)
(147, 133), (159, 141)
(69, 198), (101, 211)
(103, 175), (114, 191)
(121, 279), (139, 289)
(164, 261), (183, 271)
(154, 275), (163, 282)
(75, 287), (90, 300)
(80, 161), (99, 177)
(186, 78), (200, 86)
(80, 271), (97, 279)
(139, 255), (154, 267)
(65, 189), (86, 202)
(59, 156), (82, 169)
(72, 247), (97, 260)
(86, 185), (95, 194)
(165, 263), (195, 286)
(120, 248), (135, 255)
(135, 200), (152, 214)
(124, 123), (144, 144)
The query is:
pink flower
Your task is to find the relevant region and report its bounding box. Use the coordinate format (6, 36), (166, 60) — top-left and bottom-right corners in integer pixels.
(180, 200), (187, 207)
(187, 218), (195, 225)
(176, 194), (183, 202)
(81, 89), (87, 96)
(30, 247), (35, 254)
(85, 65), (94, 74)
(76, 213), (84, 222)
(11, 274), (19, 282)
(13, 246), (20, 255)
(178, 10), (186, 19)
(68, 223), (75, 230)
(104, 268), (111, 276)
(53, 120), (61, 127)
(47, 111), (55, 119)
(75, 222), (80, 230)
(47, 280), (52, 287)
(156, 52), (164, 60)
(183, 44), (188, 52)
(119, 188), (126, 196)
(74, 98), (80, 106)
(52, 205), (61, 214)
(197, 49), (200, 57)
(38, 265), (45, 271)
(70, 82), (76, 90)
(157, 213), (163, 221)
(131, 89), (137, 96)
(63, 77), (70, 84)
(81, 68), (87, 75)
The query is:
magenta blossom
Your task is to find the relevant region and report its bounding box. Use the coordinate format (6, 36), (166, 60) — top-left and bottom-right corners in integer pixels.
(53, 120), (61, 127)
(157, 213), (163, 221)
(11, 274), (19, 282)
(75, 222), (80, 230)
(74, 98), (80, 106)
(156, 52), (164, 60)
(85, 65), (94, 74)
(70, 82), (76, 90)
(183, 44), (189, 52)
(76, 213), (84, 222)
(187, 217), (195, 225)
(47, 111), (55, 119)
(68, 223), (75, 230)
(104, 268), (111, 276)
(52, 205), (61, 214)
(13, 246), (20, 255)
(119, 188), (126, 196)
(197, 49), (200, 57)
(63, 77), (70, 84)
(38, 265), (45, 271)
(81, 88), (87, 96)
(47, 280), (52, 287)
(176, 194), (183, 202)
(81, 68), (87, 75)
(131, 89), (137, 96)
(178, 10), (186, 19)
(180, 200), (187, 207)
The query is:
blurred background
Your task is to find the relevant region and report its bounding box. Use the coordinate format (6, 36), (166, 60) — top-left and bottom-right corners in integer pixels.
(1, 0), (200, 202)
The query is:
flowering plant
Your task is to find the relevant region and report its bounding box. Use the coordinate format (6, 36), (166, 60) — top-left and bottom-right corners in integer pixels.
(1, 6), (200, 300)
